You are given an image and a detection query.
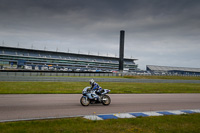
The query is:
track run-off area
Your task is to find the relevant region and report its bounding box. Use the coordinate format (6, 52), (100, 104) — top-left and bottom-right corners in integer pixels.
(0, 94), (200, 122)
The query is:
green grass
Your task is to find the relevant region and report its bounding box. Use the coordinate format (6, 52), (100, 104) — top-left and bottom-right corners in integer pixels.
(0, 113), (200, 133)
(40, 75), (200, 80)
(123, 75), (200, 80)
(0, 82), (200, 94)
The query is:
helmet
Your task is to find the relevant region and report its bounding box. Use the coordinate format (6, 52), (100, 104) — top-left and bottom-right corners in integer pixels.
(89, 79), (94, 85)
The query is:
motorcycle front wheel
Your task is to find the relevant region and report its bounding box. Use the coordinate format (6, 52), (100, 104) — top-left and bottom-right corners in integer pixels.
(102, 95), (111, 106)
(80, 96), (90, 106)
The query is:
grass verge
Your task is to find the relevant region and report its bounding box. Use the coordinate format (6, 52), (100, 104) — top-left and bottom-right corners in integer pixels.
(0, 114), (200, 133)
(39, 75), (200, 80)
(123, 75), (200, 80)
(0, 82), (200, 94)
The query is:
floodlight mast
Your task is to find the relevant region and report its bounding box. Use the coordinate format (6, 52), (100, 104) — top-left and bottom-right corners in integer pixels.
(119, 30), (125, 72)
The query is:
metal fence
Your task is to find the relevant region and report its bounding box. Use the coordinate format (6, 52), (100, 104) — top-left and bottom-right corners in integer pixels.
(0, 72), (200, 77)
(0, 72), (119, 77)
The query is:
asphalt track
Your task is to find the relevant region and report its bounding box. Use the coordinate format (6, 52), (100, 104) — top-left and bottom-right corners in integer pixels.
(0, 94), (200, 122)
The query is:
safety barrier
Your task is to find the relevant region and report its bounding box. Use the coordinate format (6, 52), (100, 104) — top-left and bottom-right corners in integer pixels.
(0, 71), (199, 77)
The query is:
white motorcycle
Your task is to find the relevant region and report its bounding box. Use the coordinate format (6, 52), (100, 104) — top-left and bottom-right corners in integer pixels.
(80, 87), (111, 106)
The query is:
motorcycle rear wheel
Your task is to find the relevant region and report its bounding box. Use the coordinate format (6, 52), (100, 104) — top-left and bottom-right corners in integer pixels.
(102, 95), (111, 106)
(80, 96), (90, 106)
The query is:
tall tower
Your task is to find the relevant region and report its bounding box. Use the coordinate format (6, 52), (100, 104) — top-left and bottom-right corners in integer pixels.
(119, 30), (125, 71)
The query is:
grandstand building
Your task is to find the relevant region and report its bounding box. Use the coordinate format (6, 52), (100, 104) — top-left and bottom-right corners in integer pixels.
(0, 46), (138, 72)
(147, 65), (200, 75)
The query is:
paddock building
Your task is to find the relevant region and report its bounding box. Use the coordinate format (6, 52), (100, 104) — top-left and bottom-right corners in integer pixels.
(147, 65), (200, 75)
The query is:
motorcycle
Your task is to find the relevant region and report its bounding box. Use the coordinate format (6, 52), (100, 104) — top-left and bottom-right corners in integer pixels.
(80, 87), (111, 106)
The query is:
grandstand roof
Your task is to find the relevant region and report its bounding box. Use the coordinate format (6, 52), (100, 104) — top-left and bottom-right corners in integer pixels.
(0, 46), (137, 61)
(147, 65), (200, 72)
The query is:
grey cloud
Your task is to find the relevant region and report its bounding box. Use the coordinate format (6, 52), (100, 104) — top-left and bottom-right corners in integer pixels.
(0, 0), (200, 69)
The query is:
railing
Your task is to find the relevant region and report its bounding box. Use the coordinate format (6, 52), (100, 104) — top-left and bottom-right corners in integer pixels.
(0, 72), (199, 77)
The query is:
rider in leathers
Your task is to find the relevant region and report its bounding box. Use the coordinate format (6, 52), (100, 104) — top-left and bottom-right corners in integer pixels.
(89, 79), (102, 95)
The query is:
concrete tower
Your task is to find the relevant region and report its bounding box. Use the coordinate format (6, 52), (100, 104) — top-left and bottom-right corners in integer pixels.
(119, 30), (125, 71)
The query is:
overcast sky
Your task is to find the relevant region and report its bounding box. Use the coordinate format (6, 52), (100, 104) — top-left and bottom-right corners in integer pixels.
(0, 0), (200, 70)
